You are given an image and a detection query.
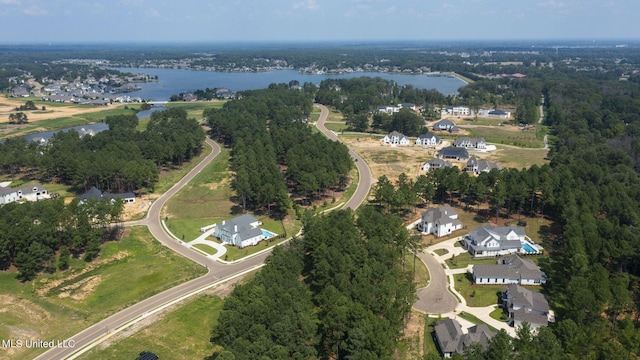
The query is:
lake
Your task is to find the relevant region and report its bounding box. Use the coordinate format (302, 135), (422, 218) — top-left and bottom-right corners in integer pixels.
(22, 123), (110, 142)
(114, 68), (467, 101)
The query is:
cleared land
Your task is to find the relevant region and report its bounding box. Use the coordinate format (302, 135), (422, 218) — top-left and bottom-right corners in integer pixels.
(0, 226), (206, 360)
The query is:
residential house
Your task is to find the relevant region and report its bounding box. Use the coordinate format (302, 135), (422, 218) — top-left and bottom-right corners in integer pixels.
(463, 225), (525, 257)
(400, 103), (418, 112)
(433, 119), (460, 133)
(454, 137), (486, 149)
(488, 109), (511, 118)
(415, 132), (441, 146)
(376, 105), (400, 115)
(473, 254), (546, 285)
(418, 205), (463, 237)
(442, 106), (470, 116)
(213, 214), (265, 248)
(422, 158), (453, 172)
(0, 183), (50, 205)
(502, 284), (550, 329)
(437, 147), (469, 161)
(466, 157), (501, 174)
(79, 186), (136, 204)
(434, 318), (495, 358)
(382, 131), (410, 146)
(10, 85), (30, 97)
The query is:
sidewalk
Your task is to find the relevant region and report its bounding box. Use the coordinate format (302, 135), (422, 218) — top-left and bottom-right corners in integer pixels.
(415, 234), (517, 337)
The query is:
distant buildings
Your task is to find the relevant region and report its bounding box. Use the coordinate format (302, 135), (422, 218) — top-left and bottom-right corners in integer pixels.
(382, 131), (410, 146)
(79, 187), (136, 204)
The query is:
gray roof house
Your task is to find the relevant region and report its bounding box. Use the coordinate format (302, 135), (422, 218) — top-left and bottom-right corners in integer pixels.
(433, 119), (460, 133)
(213, 214), (265, 248)
(0, 183), (50, 205)
(422, 158), (453, 172)
(454, 137), (486, 149)
(434, 318), (495, 358)
(416, 132), (441, 146)
(502, 284), (550, 329)
(463, 225), (525, 257)
(466, 157), (502, 174)
(473, 254), (546, 285)
(419, 205), (463, 237)
(79, 186), (135, 204)
(437, 147), (469, 161)
(382, 131), (410, 145)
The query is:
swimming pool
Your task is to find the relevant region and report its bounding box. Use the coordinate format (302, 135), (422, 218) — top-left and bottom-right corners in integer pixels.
(521, 243), (537, 253)
(262, 229), (277, 239)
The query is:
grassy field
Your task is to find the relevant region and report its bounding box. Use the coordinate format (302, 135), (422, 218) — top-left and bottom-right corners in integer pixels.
(467, 127), (544, 148)
(324, 122), (349, 132)
(78, 295), (224, 360)
(0, 226), (206, 360)
(406, 253), (430, 288)
(486, 145), (548, 169)
(454, 273), (503, 307)
(447, 252), (498, 269)
(166, 100), (226, 119)
(192, 243), (217, 255)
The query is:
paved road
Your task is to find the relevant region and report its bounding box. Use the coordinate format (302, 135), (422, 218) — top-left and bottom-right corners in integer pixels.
(315, 104), (373, 210)
(36, 138), (272, 360)
(413, 249), (459, 314)
(39, 106), (372, 359)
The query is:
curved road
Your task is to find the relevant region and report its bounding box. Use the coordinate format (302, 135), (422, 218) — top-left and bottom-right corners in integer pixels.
(315, 104), (373, 210)
(413, 250), (458, 314)
(38, 106), (371, 359)
(36, 138), (273, 360)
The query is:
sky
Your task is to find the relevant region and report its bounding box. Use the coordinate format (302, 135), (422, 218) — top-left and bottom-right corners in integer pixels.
(0, 0), (638, 44)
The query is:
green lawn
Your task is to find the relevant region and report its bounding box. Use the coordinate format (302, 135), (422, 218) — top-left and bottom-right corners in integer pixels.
(78, 295), (224, 360)
(166, 100), (226, 119)
(406, 253), (430, 288)
(434, 248), (449, 256)
(0, 226), (206, 360)
(458, 311), (499, 332)
(192, 243), (218, 255)
(324, 122), (348, 132)
(467, 127), (544, 148)
(490, 307), (507, 321)
(453, 273), (503, 307)
(447, 252), (498, 269)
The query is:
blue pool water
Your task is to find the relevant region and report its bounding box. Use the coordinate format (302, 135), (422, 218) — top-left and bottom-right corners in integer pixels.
(262, 229), (277, 238)
(522, 243), (537, 253)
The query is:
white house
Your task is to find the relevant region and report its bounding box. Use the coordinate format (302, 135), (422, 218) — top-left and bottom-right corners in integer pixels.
(377, 105), (400, 115)
(463, 225), (525, 257)
(382, 131), (410, 146)
(442, 106), (470, 116)
(415, 132), (441, 146)
(213, 214), (265, 248)
(422, 158), (453, 172)
(473, 255), (546, 285)
(432, 119), (460, 133)
(454, 137), (486, 149)
(466, 157), (501, 174)
(418, 205), (463, 237)
(0, 184), (50, 205)
(502, 284), (550, 330)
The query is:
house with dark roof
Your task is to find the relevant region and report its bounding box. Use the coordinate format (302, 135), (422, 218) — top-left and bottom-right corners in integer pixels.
(488, 109), (511, 118)
(463, 225), (525, 257)
(473, 255), (546, 285)
(454, 137), (486, 149)
(382, 131), (410, 145)
(415, 132), (441, 146)
(79, 186), (135, 204)
(213, 214), (266, 248)
(422, 158), (453, 172)
(434, 318), (495, 358)
(418, 205), (463, 237)
(502, 284), (550, 329)
(437, 147), (469, 161)
(466, 157), (501, 174)
(433, 119), (459, 133)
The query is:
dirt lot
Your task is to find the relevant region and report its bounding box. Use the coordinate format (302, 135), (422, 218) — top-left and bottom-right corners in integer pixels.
(0, 94), (112, 124)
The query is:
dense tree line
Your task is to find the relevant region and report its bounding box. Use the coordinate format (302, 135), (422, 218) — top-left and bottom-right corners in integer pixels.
(0, 109), (205, 193)
(0, 197), (124, 281)
(206, 85), (352, 215)
(211, 208), (414, 359)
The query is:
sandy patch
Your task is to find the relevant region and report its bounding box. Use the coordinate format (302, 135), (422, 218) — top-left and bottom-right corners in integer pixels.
(0, 295), (52, 357)
(57, 275), (102, 301)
